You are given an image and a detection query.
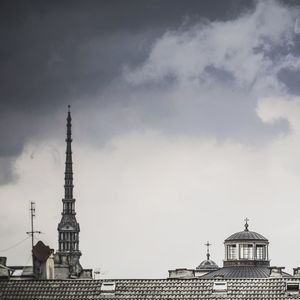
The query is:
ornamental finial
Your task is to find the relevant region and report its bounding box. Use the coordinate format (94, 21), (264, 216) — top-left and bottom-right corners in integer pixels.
(204, 241), (211, 260)
(244, 217), (249, 231)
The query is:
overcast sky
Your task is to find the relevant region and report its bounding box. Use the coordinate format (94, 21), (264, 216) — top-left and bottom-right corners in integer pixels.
(1, 0), (300, 278)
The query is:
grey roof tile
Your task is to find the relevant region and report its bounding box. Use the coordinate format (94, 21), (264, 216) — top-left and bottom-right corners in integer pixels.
(0, 277), (300, 299)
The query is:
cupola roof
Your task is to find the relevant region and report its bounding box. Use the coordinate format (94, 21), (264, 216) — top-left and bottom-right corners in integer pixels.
(196, 241), (219, 271)
(196, 259), (219, 271)
(225, 218), (268, 242)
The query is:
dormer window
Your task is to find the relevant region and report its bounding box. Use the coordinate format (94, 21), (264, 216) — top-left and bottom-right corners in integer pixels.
(286, 282), (299, 295)
(239, 244), (253, 260)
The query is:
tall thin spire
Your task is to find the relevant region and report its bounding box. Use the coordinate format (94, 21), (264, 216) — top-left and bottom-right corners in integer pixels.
(57, 106), (82, 276)
(64, 105), (74, 202)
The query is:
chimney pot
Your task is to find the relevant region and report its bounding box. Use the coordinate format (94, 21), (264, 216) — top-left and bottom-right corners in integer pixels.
(0, 257), (7, 266)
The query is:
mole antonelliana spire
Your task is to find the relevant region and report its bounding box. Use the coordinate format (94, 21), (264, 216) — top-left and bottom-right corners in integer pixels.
(56, 105), (82, 276)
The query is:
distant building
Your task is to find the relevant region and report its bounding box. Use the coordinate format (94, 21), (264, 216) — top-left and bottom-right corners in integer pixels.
(169, 219), (287, 280)
(53, 106), (92, 279)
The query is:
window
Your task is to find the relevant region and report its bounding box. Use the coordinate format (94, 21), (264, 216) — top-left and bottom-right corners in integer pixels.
(256, 245), (265, 260)
(286, 282), (299, 295)
(227, 245), (237, 260)
(101, 282), (116, 293)
(213, 282), (227, 292)
(239, 244), (253, 259)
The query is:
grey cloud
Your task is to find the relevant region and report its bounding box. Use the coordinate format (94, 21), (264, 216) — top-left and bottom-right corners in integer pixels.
(1, 0), (300, 185)
(0, 0), (257, 184)
(114, 1), (298, 144)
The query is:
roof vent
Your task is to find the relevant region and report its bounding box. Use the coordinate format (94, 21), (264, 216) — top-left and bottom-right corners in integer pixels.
(286, 281), (300, 295)
(213, 281), (227, 293)
(101, 281), (116, 293)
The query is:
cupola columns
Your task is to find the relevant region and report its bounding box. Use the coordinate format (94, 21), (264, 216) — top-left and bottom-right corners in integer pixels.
(223, 220), (270, 267)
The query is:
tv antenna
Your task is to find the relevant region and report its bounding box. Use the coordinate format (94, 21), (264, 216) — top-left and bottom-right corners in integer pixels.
(26, 202), (42, 257)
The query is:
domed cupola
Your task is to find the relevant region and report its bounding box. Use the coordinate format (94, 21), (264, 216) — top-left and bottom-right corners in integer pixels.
(223, 218), (269, 267)
(195, 242), (219, 276)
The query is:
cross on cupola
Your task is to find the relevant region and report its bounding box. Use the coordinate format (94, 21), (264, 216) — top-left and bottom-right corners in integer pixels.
(204, 241), (211, 260)
(244, 217), (249, 231)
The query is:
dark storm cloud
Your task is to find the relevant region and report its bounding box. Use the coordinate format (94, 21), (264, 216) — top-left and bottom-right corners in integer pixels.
(0, 0), (257, 184)
(0, 0), (299, 185)
(0, 0), (256, 109)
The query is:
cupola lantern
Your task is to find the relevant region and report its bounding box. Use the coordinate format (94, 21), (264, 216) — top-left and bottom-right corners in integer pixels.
(223, 218), (269, 267)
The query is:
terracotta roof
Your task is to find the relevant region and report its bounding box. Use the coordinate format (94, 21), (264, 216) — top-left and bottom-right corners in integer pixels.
(1, 277), (300, 299)
(225, 230), (268, 242)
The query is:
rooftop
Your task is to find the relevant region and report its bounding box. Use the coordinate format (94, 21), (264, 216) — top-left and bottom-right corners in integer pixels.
(1, 277), (300, 299)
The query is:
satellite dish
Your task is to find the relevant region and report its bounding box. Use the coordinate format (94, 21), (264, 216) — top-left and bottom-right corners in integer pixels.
(294, 18), (300, 34)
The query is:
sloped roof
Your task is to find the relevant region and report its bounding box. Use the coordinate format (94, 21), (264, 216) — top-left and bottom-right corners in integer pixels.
(202, 266), (291, 278)
(225, 230), (268, 242)
(0, 277), (300, 299)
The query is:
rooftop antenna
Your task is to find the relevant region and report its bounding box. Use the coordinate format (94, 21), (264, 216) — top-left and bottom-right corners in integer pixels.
(26, 202), (41, 265)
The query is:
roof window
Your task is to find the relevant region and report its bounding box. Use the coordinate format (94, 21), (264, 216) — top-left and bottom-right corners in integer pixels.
(101, 281), (116, 293)
(286, 282), (299, 295)
(213, 281), (227, 293)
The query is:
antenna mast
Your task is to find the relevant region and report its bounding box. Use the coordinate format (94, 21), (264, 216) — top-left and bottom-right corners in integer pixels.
(26, 202), (41, 262)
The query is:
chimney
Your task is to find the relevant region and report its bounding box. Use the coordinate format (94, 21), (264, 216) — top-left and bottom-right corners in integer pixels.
(293, 267), (300, 277)
(168, 268), (195, 279)
(0, 257), (7, 266)
(32, 241), (54, 279)
(269, 266), (285, 277)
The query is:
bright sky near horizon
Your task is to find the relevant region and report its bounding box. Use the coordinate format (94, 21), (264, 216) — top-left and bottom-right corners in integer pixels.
(1, 0), (300, 278)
